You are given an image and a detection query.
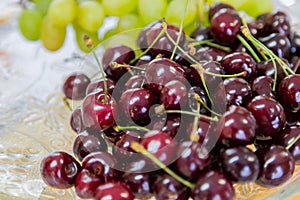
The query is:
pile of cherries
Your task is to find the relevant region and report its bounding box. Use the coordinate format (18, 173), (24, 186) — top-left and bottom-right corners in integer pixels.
(40, 3), (300, 200)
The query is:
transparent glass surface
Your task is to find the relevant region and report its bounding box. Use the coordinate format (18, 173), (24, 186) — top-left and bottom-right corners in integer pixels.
(0, 0), (299, 199)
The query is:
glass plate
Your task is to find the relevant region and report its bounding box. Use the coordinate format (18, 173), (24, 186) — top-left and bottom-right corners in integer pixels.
(0, 0), (299, 199)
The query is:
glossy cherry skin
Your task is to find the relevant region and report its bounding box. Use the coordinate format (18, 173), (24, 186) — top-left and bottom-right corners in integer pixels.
(137, 20), (161, 50)
(70, 106), (85, 133)
(220, 52), (257, 80)
(40, 151), (81, 189)
(149, 115), (181, 138)
(122, 172), (153, 198)
(81, 91), (118, 131)
(86, 78), (116, 95)
(124, 75), (145, 90)
(75, 169), (104, 199)
(82, 151), (122, 182)
(188, 86), (211, 115)
(63, 72), (91, 100)
(153, 173), (190, 200)
(256, 58), (290, 82)
(160, 80), (188, 110)
(102, 45), (135, 82)
(290, 32), (300, 56)
(277, 74), (300, 113)
(220, 146), (260, 183)
(251, 76), (275, 99)
(247, 95), (286, 138)
(276, 125), (300, 162)
(141, 130), (177, 165)
(194, 46), (227, 62)
(256, 145), (295, 187)
(216, 105), (257, 146)
(208, 2), (234, 20)
(263, 11), (291, 38)
(185, 117), (213, 145)
(191, 170), (235, 200)
(102, 126), (125, 144)
(94, 182), (134, 200)
(145, 58), (186, 95)
(176, 141), (212, 179)
(73, 130), (108, 161)
(210, 8), (241, 45)
(191, 27), (212, 41)
(119, 88), (155, 126)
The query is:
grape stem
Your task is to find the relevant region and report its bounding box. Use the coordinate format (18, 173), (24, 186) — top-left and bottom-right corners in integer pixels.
(130, 141), (195, 189)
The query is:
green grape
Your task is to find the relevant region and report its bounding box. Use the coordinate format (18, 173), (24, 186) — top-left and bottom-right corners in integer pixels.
(102, 0), (138, 16)
(117, 13), (143, 32)
(32, 0), (52, 16)
(137, 0), (167, 24)
(18, 8), (43, 41)
(73, 23), (100, 53)
(48, 0), (77, 27)
(77, 1), (105, 33)
(40, 16), (66, 51)
(236, 0), (273, 18)
(165, 0), (198, 27)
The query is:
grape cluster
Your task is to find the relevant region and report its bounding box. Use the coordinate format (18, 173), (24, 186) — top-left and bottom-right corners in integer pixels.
(18, 0), (273, 52)
(40, 2), (300, 200)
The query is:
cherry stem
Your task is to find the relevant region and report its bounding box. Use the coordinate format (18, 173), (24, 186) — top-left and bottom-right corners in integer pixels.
(112, 62), (146, 71)
(191, 63), (246, 78)
(114, 125), (150, 132)
(293, 58), (300, 73)
(286, 134), (300, 151)
(191, 39), (232, 53)
(130, 25), (166, 64)
(63, 97), (73, 112)
(190, 103), (201, 142)
(194, 93), (222, 117)
(130, 141), (195, 189)
(236, 34), (261, 62)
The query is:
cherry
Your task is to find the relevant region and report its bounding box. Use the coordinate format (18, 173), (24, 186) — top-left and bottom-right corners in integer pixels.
(216, 105), (256, 146)
(145, 57), (186, 95)
(160, 80), (188, 110)
(73, 130), (108, 161)
(119, 87), (155, 126)
(149, 115), (182, 138)
(220, 146), (260, 183)
(263, 11), (291, 38)
(256, 58), (291, 81)
(185, 117), (213, 145)
(208, 2), (234, 21)
(188, 86), (211, 115)
(285, 110), (300, 126)
(86, 78), (116, 95)
(220, 52), (257, 80)
(153, 173), (190, 200)
(137, 20), (161, 50)
(81, 91), (118, 131)
(122, 172), (153, 198)
(247, 19), (266, 38)
(124, 75), (145, 90)
(191, 26), (212, 41)
(70, 106), (85, 133)
(276, 125), (300, 162)
(63, 72), (91, 100)
(40, 151), (81, 189)
(277, 74), (300, 113)
(102, 126), (125, 144)
(256, 145), (295, 187)
(82, 151), (122, 182)
(247, 95), (286, 138)
(94, 182), (134, 200)
(251, 76), (275, 99)
(176, 141), (212, 179)
(191, 170), (235, 200)
(102, 45), (135, 82)
(194, 46), (227, 62)
(75, 169), (104, 199)
(290, 32), (300, 56)
(210, 8), (241, 45)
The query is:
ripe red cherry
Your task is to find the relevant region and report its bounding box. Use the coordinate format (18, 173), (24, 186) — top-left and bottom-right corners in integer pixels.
(251, 76), (275, 99)
(63, 72), (91, 100)
(81, 91), (118, 131)
(40, 151), (81, 189)
(94, 182), (134, 200)
(86, 78), (116, 95)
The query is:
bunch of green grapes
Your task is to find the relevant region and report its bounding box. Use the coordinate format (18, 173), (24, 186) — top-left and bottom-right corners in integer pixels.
(18, 0), (273, 52)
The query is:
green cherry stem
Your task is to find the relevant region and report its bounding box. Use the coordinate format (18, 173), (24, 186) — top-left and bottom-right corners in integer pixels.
(194, 93), (222, 117)
(130, 141), (195, 189)
(236, 34), (261, 62)
(63, 97), (73, 112)
(286, 134), (300, 151)
(114, 125), (150, 132)
(191, 39), (232, 53)
(190, 103), (201, 142)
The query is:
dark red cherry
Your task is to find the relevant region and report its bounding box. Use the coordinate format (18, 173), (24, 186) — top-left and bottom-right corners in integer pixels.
(191, 170), (235, 200)
(194, 46), (227, 62)
(102, 45), (135, 82)
(191, 26), (212, 41)
(119, 87), (155, 126)
(251, 76), (275, 99)
(102, 126), (125, 144)
(256, 145), (295, 187)
(149, 115), (182, 138)
(73, 130), (108, 161)
(210, 8), (241, 45)
(124, 75), (145, 90)
(70, 106), (85, 133)
(82, 151), (122, 181)
(256, 58), (291, 81)
(122, 172), (153, 198)
(63, 72), (91, 100)
(220, 52), (257, 80)
(208, 2), (234, 21)
(86, 78), (116, 95)
(176, 141), (212, 178)
(40, 151), (81, 189)
(276, 125), (300, 162)
(137, 20), (161, 50)
(220, 146), (260, 183)
(153, 173), (190, 200)
(277, 74), (300, 113)
(185, 117), (213, 145)
(263, 11), (291, 38)
(188, 86), (211, 115)
(75, 169), (104, 199)
(94, 182), (134, 200)
(247, 95), (286, 138)
(247, 19), (266, 38)
(145, 57), (186, 95)
(160, 80), (188, 110)
(285, 110), (300, 126)
(216, 105), (256, 146)
(290, 32), (300, 56)
(81, 91), (118, 131)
